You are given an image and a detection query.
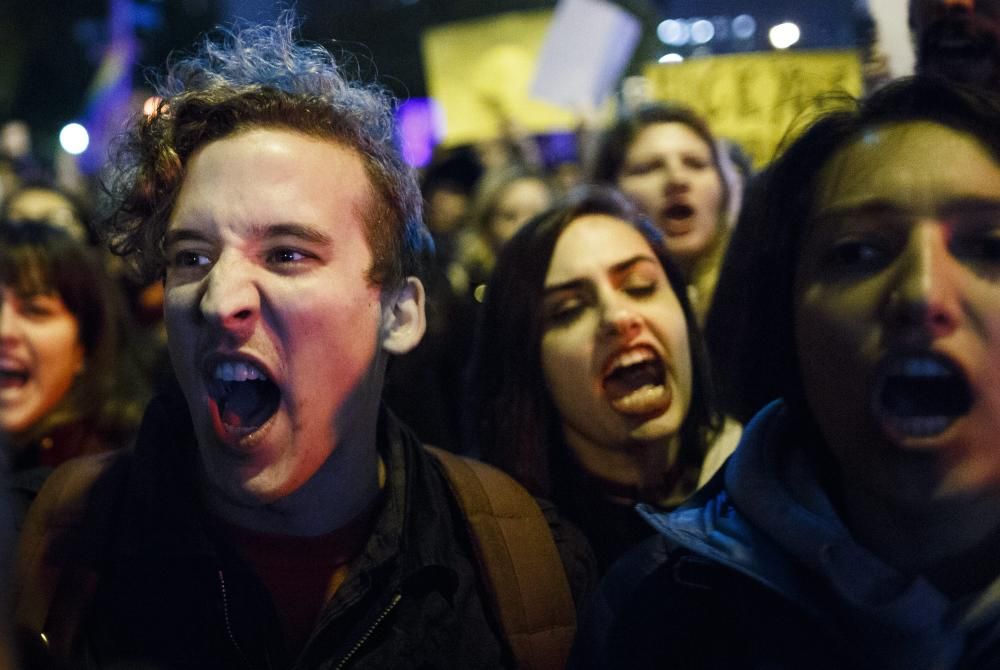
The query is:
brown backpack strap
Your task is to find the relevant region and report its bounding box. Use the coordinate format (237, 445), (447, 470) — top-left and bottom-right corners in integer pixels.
(426, 446), (576, 670)
(14, 453), (113, 657)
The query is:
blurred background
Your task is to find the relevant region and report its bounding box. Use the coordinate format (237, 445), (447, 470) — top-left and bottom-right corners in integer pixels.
(0, 0), (906, 183)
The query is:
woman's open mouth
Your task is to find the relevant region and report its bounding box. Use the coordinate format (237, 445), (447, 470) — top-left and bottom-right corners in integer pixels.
(603, 346), (671, 416)
(661, 203), (696, 236)
(0, 369), (29, 390)
(870, 353), (973, 440)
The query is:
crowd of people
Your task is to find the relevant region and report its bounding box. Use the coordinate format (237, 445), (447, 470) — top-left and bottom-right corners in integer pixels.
(1, 0), (1000, 667)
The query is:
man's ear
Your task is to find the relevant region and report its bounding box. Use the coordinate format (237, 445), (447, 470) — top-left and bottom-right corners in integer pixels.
(381, 276), (426, 355)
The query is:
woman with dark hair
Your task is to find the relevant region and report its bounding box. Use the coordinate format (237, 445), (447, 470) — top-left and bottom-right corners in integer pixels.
(590, 103), (736, 323)
(572, 77), (1000, 669)
(2, 181), (95, 245)
(466, 186), (737, 570)
(0, 220), (147, 523)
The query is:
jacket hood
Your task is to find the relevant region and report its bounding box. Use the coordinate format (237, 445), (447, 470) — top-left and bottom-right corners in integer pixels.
(638, 400), (997, 670)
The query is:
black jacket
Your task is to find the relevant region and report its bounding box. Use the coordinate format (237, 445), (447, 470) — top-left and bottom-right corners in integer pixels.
(32, 392), (594, 669)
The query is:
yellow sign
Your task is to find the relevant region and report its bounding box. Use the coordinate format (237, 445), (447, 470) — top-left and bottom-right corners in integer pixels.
(422, 10), (579, 146)
(645, 50), (863, 167)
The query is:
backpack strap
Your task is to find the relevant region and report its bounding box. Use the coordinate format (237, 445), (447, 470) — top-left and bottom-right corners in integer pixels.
(14, 453), (114, 658)
(426, 446), (576, 670)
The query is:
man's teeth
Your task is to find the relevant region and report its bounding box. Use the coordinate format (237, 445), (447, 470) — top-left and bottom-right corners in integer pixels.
(214, 361), (267, 382)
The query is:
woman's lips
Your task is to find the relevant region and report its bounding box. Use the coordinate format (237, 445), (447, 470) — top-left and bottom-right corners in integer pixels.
(602, 346), (672, 416)
(660, 203), (696, 236)
(610, 383), (672, 416)
(869, 352), (973, 442)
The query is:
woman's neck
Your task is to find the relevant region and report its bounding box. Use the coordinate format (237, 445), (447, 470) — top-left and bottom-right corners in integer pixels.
(564, 429), (687, 505)
(840, 482), (1000, 598)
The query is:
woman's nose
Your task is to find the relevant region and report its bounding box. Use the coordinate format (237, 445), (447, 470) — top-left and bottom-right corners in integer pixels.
(885, 224), (961, 340)
(0, 302), (23, 343)
(601, 303), (643, 339)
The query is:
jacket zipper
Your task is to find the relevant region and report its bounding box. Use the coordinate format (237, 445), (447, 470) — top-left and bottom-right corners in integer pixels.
(332, 592), (402, 670)
(218, 569), (255, 669)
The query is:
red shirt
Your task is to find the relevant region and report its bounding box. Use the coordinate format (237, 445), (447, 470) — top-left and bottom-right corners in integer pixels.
(222, 496), (381, 656)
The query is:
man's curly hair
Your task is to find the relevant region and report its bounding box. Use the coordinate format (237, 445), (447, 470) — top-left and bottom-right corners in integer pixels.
(104, 12), (431, 288)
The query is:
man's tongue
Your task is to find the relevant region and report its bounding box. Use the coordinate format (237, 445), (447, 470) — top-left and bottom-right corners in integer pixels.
(217, 380), (276, 429)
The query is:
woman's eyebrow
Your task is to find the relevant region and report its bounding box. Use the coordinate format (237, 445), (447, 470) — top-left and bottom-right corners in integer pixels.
(938, 197), (1000, 217)
(543, 278), (587, 296)
(810, 200), (906, 226)
(609, 254), (658, 277)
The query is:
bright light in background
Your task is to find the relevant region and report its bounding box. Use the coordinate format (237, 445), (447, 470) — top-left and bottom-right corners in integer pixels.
(142, 95), (164, 117)
(732, 14), (757, 40)
(769, 22), (801, 49)
(396, 98), (443, 168)
(657, 19), (690, 46)
(690, 19), (715, 45)
(59, 123), (89, 155)
(658, 53), (684, 64)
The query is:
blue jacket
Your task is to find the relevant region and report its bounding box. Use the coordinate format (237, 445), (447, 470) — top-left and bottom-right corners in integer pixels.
(570, 401), (1000, 670)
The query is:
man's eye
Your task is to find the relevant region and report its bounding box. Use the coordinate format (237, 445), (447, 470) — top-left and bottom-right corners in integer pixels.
(267, 248), (307, 264)
(171, 251), (211, 268)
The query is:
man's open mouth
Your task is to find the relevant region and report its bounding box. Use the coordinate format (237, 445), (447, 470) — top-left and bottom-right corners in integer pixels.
(871, 353), (973, 440)
(207, 361), (281, 432)
(602, 347), (671, 416)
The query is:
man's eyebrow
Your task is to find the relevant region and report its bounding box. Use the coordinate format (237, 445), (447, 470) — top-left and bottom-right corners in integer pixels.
(164, 223), (334, 248)
(163, 228), (211, 248)
(250, 222), (334, 245)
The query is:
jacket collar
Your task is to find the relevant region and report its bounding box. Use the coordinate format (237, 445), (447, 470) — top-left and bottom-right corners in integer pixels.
(115, 393), (459, 598)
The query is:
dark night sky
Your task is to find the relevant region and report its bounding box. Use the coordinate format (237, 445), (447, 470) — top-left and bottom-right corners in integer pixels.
(0, 0), (860, 161)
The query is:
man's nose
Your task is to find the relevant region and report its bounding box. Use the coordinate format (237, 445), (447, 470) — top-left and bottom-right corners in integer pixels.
(199, 255), (260, 336)
(885, 224), (961, 340)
